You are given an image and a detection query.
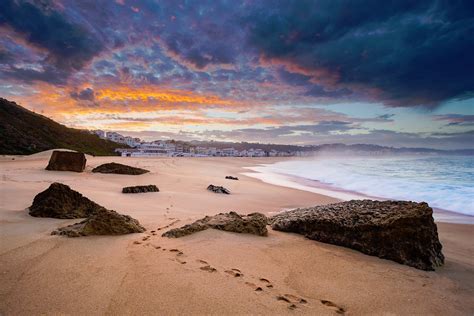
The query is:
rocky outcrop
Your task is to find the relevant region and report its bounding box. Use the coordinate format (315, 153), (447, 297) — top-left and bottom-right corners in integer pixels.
(207, 184), (230, 194)
(163, 212), (268, 238)
(52, 209), (145, 237)
(122, 185), (159, 193)
(29, 182), (104, 218)
(45, 150), (86, 172)
(225, 176), (239, 180)
(270, 200), (444, 270)
(92, 162), (149, 175)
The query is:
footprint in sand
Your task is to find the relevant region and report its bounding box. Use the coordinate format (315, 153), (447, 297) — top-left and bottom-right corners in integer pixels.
(200, 265), (217, 273)
(320, 300), (345, 314)
(276, 294), (309, 310)
(259, 278), (273, 288)
(245, 282), (263, 292)
(225, 268), (243, 277)
(169, 249), (184, 255)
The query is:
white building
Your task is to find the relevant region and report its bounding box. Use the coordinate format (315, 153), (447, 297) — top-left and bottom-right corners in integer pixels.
(222, 148), (237, 156)
(93, 130), (107, 139)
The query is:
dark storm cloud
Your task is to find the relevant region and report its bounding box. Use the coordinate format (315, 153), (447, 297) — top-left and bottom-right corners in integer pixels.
(243, 0), (474, 107)
(0, 0), (104, 79)
(70, 88), (95, 101)
(0, 65), (67, 85)
(1, 0), (472, 108)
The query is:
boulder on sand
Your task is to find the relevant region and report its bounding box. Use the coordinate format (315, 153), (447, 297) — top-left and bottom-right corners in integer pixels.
(163, 212), (268, 238)
(52, 209), (146, 237)
(45, 150), (86, 172)
(225, 176), (239, 180)
(270, 200), (444, 271)
(29, 182), (104, 219)
(207, 184), (230, 194)
(92, 162), (149, 175)
(122, 185), (159, 193)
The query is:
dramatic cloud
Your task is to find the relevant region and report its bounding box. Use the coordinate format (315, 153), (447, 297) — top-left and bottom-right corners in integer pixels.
(433, 114), (474, 126)
(244, 0), (474, 107)
(0, 0), (472, 149)
(0, 0), (104, 82)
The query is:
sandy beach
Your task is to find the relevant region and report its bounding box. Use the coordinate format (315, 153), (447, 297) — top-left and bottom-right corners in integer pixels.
(0, 152), (473, 315)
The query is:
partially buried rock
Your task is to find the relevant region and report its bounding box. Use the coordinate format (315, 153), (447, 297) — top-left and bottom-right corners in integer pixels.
(29, 182), (104, 219)
(52, 209), (145, 237)
(122, 185), (159, 193)
(163, 211), (268, 238)
(270, 200), (444, 271)
(45, 150), (86, 172)
(225, 176), (239, 180)
(207, 184), (230, 194)
(92, 162), (149, 175)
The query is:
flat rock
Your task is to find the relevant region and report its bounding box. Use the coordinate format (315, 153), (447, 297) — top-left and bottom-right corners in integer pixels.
(270, 200), (444, 270)
(207, 184), (230, 194)
(52, 209), (145, 237)
(163, 212), (268, 238)
(29, 182), (104, 219)
(122, 185), (159, 193)
(45, 150), (86, 172)
(92, 162), (149, 175)
(225, 176), (239, 180)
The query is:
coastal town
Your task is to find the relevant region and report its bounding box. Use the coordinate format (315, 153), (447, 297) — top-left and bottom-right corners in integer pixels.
(92, 130), (303, 157)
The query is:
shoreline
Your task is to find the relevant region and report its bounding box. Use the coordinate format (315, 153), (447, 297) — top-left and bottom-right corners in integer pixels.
(243, 162), (474, 225)
(1, 154), (473, 315)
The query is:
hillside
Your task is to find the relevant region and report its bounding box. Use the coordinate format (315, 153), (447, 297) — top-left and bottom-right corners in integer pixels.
(0, 98), (125, 156)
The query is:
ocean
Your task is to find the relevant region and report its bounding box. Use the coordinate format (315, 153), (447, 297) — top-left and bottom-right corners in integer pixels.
(245, 155), (474, 218)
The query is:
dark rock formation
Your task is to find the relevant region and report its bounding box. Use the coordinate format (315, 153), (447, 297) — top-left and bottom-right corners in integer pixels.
(122, 185), (159, 193)
(270, 200), (444, 270)
(163, 212), (268, 238)
(29, 182), (104, 219)
(52, 209), (145, 237)
(225, 176), (239, 180)
(45, 150), (86, 172)
(91, 162), (149, 175)
(207, 184), (230, 194)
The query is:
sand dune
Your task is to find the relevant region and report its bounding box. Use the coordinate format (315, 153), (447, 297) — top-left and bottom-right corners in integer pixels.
(0, 156), (473, 315)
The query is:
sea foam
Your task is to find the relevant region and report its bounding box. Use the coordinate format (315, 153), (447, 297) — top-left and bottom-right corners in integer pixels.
(253, 156), (474, 217)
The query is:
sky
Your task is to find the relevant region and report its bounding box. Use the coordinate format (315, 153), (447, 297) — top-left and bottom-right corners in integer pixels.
(0, 0), (473, 149)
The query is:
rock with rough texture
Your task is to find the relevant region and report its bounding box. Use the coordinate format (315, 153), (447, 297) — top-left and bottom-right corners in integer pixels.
(45, 150), (86, 172)
(225, 176), (239, 180)
(207, 184), (230, 194)
(163, 212), (268, 238)
(122, 185), (159, 193)
(92, 162), (149, 175)
(52, 209), (146, 237)
(270, 200), (444, 270)
(29, 182), (104, 219)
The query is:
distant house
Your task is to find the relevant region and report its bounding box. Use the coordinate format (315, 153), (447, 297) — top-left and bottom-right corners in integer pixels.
(93, 130), (107, 139)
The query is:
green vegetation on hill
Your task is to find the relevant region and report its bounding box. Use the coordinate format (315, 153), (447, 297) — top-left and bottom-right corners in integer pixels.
(0, 98), (126, 156)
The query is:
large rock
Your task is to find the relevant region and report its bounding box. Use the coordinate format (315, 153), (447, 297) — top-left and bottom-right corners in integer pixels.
(122, 185), (159, 193)
(45, 150), (86, 172)
(52, 209), (145, 237)
(225, 176), (239, 180)
(207, 184), (230, 194)
(29, 182), (104, 219)
(270, 200), (444, 270)
(163, 212), (268, 238)
(92, 162), (149, 175)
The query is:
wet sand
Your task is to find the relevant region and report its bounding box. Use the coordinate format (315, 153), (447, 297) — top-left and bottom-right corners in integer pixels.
(0, 152), (473, 315)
